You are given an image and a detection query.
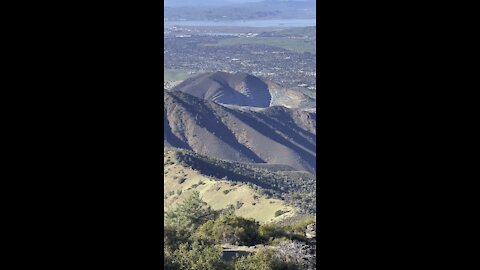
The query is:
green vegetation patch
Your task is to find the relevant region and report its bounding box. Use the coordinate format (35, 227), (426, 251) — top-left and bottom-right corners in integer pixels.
(273, 26), (316, 37)
(164, 192), (316, 270)
(205, 37), (316, 54)
(164, 70), (193, 81)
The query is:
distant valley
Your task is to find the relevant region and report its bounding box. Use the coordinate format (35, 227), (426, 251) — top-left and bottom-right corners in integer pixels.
(164, 26), (316, 90)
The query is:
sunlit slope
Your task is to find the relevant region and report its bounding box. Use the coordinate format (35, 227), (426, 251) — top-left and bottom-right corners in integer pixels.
(164, 148), (298, 224)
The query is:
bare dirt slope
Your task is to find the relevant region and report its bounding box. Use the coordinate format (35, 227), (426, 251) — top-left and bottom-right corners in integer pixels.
(164, 90), (316, 173)
(171, 72), (315, 109)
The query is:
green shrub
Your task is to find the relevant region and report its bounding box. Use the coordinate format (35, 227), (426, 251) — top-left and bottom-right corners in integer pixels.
(274, 210), (286, 217)
(174, 241), (228, 270)
(194, 213), (260, 246)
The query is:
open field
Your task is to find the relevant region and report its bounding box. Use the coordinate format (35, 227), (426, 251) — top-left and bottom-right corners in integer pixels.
(204, 37), (316, 54)
(164, 70), (193, 81)
(267, 26), (316, 37)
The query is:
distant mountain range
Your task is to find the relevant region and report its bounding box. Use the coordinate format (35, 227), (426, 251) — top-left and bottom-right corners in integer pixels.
(165, 0), (314, 8)
(164, 0), (316, 20)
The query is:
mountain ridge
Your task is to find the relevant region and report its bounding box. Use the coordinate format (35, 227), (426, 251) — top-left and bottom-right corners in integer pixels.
(171, 71), (315, 109)
(164, 90), (316, 173)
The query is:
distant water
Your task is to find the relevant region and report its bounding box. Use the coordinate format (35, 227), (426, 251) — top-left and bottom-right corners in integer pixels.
(164, 19), (316, 28)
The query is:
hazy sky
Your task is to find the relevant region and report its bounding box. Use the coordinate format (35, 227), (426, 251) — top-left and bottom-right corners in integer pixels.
(164, 0), (315, 7)
(165, 0), (262, 7)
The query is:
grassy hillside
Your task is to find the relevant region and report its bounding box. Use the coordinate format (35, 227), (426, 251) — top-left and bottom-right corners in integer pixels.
(164, 148), (297, 223)
(164, 148), (316, 224)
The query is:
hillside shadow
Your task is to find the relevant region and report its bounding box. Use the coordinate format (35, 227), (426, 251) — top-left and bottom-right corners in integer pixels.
(256, 111), (316, 151)
(169, 92), (265, 163)
(179, 153), (280, 192)
(164, 111), (191, 149)
(227, 108), (316, 172)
